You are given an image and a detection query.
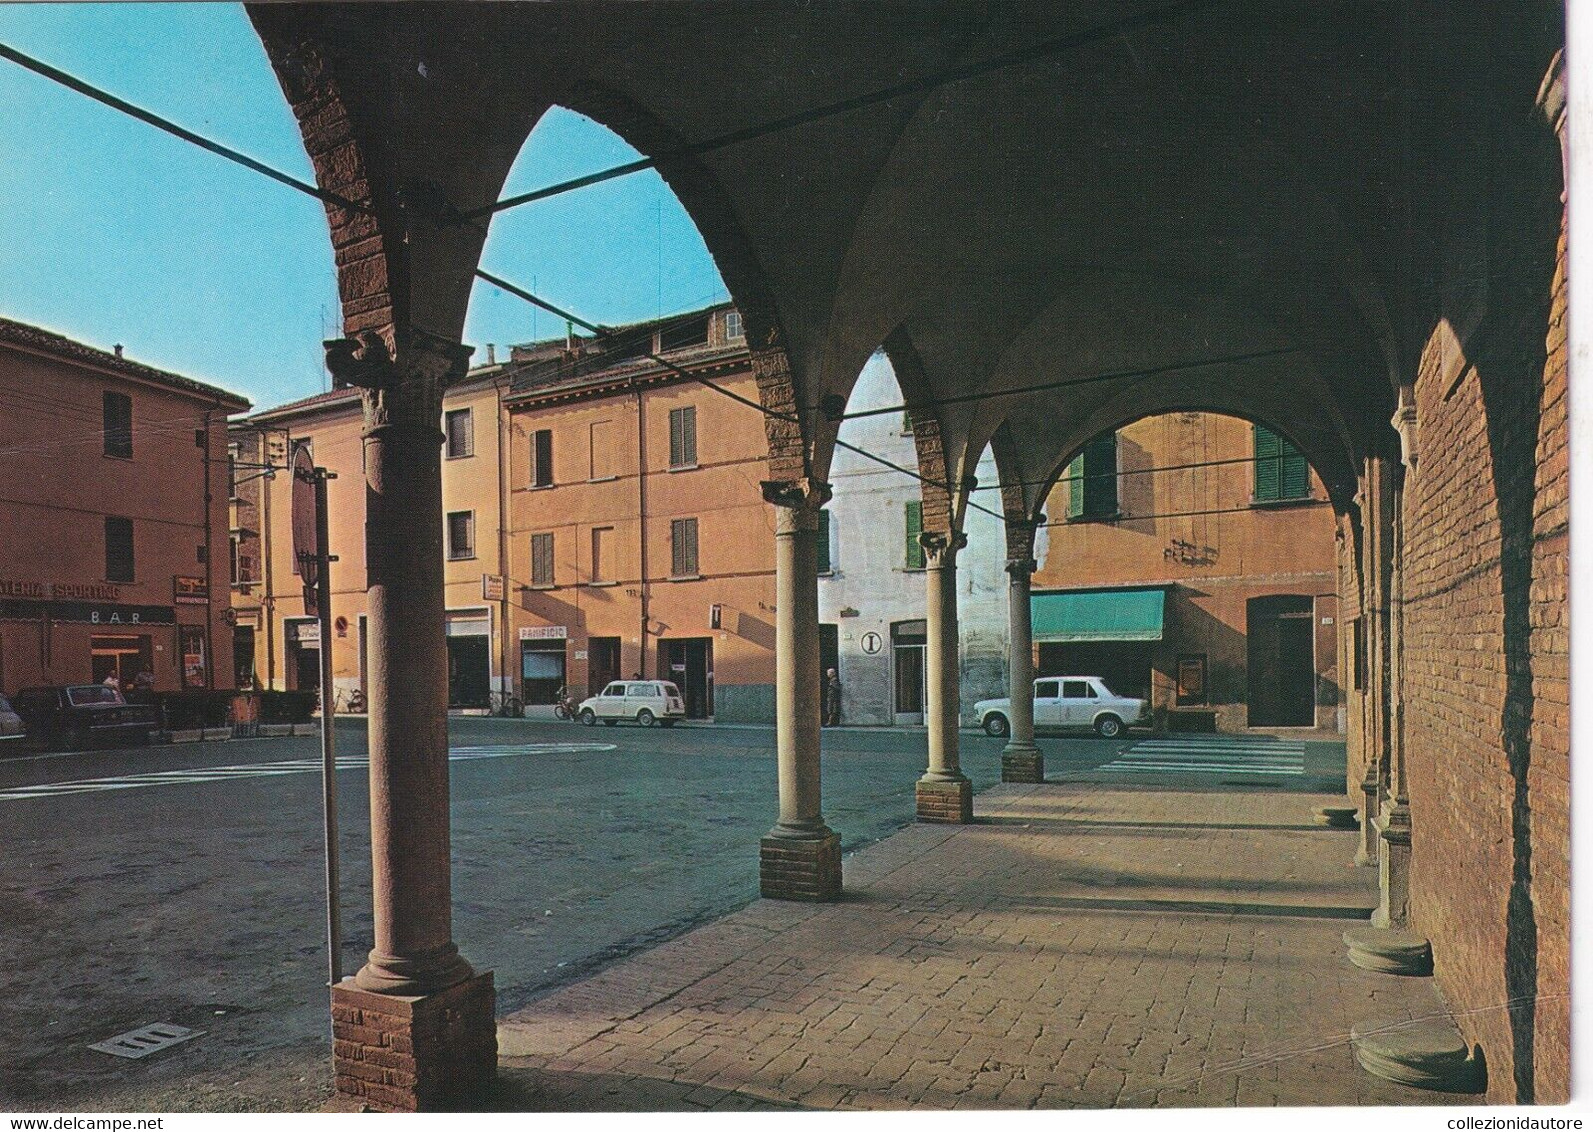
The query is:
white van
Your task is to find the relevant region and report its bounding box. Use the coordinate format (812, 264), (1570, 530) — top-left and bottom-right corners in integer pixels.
(577, 681), (687, 727)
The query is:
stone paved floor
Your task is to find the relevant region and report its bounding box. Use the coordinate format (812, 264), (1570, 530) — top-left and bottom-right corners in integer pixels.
(494, 783), (1475, 1110)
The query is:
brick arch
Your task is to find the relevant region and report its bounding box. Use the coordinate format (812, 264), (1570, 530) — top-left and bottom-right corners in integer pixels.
(880, 327), (959, 539)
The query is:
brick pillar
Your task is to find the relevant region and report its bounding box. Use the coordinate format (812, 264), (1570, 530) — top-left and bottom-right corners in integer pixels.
(759, 479), (841, 900)
(324, 329), (495, 1111)
(1376, 432), (1413, 926)
(918, 531), (972, 822)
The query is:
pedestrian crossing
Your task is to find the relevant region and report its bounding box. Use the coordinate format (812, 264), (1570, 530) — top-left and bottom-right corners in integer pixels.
(0, 742), (617, 803)
(1098, 736), (1306, 777)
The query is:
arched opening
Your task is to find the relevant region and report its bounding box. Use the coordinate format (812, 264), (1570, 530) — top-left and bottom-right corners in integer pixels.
(1029, 410), (1342, 736)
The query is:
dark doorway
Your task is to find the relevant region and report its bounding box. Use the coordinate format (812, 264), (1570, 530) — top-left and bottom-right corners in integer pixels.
(819, 623), (839, 684)
(233, 625), (256, 690)
(659, 637), (712, 718)
(588, 636), (621, 697)
(1247, 595), (1315, 726)
(891, 620), (926, 722)
(291, 644), (320, 695)
(91, 635), (154, 692)
(521, 639), (566, 705)
(447, 636), (491, 709)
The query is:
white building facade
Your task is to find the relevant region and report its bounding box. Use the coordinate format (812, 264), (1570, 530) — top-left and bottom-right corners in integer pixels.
(819, 352), (1033, 725)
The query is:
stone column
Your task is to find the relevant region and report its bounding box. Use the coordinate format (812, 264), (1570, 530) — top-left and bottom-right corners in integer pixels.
(917, 531), (972, 822)
(323, 329), (495, 1110)
(759, 479), (841, 900)
(1001, 554), (1043, 783)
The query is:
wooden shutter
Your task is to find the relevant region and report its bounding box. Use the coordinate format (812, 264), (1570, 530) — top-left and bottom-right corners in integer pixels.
(533, 429), (553, 487)
(905, 501), (925, 569)
(1065, 454), (1085, 519)
(672, 518), (699, 576)
(1281, 443), (1310, 499)
(669, 406), (697, 468)
(103, 391), (132, 458)
(816, 509), (832, 573)
(531, 533), (554, 586)
(1253, 424), (1282, 501)
(1083, 433), (1118, 516)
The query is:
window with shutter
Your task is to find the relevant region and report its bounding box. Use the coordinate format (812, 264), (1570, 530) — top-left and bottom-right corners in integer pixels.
(1253, 424), (1310, 501)
(669, 406), (697, 468)
(904, 501), (925, 569)
(1082, 434), (1118, 517)
(1065, 453), (1085, 519)
(447, 511), (475, 559)
(103, 391), (132, 458)
(105, 516), (134, 582)
(444, 408), (474, 458)
(531, 532), (554, 586)
(531, 429), (554, 487)
(816, 509), (833, 574)
(671, 518), (699, 577)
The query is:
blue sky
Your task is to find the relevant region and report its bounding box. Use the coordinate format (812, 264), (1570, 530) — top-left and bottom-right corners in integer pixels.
(0, 3), (726, 411)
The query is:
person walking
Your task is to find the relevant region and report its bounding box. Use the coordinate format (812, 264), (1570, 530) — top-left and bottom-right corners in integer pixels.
(824, 667), (842, 727)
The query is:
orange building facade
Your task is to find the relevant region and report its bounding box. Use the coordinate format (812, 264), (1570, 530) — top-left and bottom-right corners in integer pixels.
(1034, 411), (1341, 731)
(0, 319), (249, 696)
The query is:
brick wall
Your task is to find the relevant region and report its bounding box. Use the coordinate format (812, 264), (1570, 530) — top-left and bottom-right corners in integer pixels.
(1401, 198), (1567, 1102)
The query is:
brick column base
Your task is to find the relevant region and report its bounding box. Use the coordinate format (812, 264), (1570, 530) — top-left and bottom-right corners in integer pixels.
(1001, 746), (1044, 783)
(916, 777), (973, 823)
(331, 972), (496, 1112)
(760, 833), (841, 901)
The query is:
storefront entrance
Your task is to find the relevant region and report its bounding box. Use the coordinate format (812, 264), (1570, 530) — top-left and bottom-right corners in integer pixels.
(1247, 595), (1316, 726)
(659, 637), (712, 718)
(90, 635), (153, 692)
(892, 620), (926, 725)
(587, 636), (621, 697)
(446, 610), (492, 709)
(520, 637), (566, 705)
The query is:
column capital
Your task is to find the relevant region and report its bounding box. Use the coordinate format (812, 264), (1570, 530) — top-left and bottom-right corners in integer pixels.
(325, 326), (474, 438)
(760, 477), (832, 513)
(919, 529), (967, 568)
(1005, 556), (1038, 578)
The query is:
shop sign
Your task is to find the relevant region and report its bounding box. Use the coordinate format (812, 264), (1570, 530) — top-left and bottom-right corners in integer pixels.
(0, 580), (122, 601)
(519, 625), (567, 641)
(860, 631), (883, 656)
(288, 620), (321, 644)
(11, 601), (177, 626)
(173, 575), (209, 605)
(482, 574), (505, 601)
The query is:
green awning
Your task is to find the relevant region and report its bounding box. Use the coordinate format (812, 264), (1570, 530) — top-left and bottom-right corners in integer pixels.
(1031, 588), (1165, 643)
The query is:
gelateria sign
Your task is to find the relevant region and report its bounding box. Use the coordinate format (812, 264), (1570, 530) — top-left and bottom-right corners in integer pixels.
(0, 579), (123, 601)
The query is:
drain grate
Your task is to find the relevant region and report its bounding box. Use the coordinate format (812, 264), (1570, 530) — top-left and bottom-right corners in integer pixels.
(89, 1023), (204, 1060)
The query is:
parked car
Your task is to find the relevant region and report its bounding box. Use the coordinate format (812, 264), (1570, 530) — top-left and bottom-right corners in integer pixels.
(974, 676), (1150, 739)
(10, 685), (158, 750)
(0, 694), (24, 745)
(577, 681), (686, 728)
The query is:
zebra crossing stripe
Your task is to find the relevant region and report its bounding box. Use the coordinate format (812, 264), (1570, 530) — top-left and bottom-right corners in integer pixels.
(1099, 737), (1306, 776)
(0, 742), (617, 803)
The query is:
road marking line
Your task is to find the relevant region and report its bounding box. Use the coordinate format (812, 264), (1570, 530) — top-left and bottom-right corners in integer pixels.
(0, 742), (617, 803)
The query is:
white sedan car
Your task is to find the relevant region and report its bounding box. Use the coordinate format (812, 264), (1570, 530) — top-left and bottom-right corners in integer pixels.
(578, 680), (687, 727)
(974, 676), (1150, 739)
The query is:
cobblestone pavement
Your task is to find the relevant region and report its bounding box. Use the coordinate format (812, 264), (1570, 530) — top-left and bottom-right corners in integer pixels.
(496, 783), (1474, 1110)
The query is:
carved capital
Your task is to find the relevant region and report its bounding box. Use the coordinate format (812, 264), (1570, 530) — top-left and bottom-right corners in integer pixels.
(760, 477), (833, 513)
(1390, 385), (1417, 472)
(326, 327), (473, 439)
(1005, 557), (1038, 579)
(918, 529), (967, 568)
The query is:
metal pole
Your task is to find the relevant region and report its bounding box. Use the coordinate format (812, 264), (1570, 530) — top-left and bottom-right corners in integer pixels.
(316, 468), (343, 986)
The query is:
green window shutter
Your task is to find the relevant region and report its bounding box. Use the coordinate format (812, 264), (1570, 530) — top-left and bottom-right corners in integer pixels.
(1065, 454), (1084, 519)
(816, 509), (832, 574)
(1083, 433), (1118, 517)
(1253, 424), (1282, 501)
(1281, 445), (1310, 499)
(905, 501), (925, 569)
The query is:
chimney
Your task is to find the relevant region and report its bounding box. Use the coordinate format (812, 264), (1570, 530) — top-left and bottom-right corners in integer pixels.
(565, 320), (575, 351)
(113, 344), (123, 358)
(486, 343), (496, 365)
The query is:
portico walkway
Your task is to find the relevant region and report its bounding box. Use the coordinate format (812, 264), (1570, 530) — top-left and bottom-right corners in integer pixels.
(493, 783), (1472, 1109)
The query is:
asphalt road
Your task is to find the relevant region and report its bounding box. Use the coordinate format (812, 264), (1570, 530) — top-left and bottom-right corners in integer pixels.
(0, 719), (1344, 1112)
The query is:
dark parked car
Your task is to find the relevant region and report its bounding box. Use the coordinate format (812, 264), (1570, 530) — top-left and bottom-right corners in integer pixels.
(0, 694), (23, 745)
(11, 685), (157, 750)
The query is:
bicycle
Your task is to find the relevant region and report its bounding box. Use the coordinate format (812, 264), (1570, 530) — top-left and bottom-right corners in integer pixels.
(491, 689), (523, 718)
(550, 686), (580, 722)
